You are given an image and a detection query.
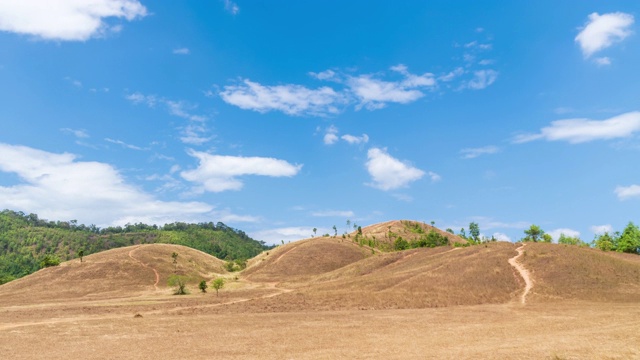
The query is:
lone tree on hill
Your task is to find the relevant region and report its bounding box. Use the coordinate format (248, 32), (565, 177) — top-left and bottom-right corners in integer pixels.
(312, 228), (317, 237)
(171, 252), (178, 272)
(212, 278), (225, 297)
(168, 274), (188, 295)
(332, 225), (337, 237)
(198, 280), (208, 293)
(77, 249), (84, 263)
(469, 222), (480, 244)
(523, 225), (544, 242)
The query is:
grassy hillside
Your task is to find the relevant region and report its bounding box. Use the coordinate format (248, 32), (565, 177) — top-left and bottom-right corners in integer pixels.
(0, 209), (271, 284)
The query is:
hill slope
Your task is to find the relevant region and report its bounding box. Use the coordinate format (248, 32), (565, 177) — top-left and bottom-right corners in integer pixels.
(354, 220), (467, 250)
(0, 244), (227, 303)
(0, 209), (269, 283)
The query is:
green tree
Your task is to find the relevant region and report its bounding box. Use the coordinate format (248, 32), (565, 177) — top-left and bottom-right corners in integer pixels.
(39, 254), (60, 268)
(168, 274), (188, 295)
(594, 233), (615, 251)
(469, 222), (480, 244)
(445, 228), (454, 234)
(558, 234), (583, 246)
(171, 252), (178, 272)
(394, 237), (409, 250)
(542, 233), (553, 243)
(617, 222), (640, 253)
(198, 280), (208, 293)
(212, 278), (225, 296)
(346, 219), (351, 233)
(459, 228), (467, 239)
(523, 224), (544, 242)
(77, 249), (84, 263)
(332, 225), (337, 237)
(312, 228), (317, 237)
(225, 261), (236, 272)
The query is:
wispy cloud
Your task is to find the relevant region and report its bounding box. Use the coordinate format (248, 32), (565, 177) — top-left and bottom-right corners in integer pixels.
(219, 79), (343, 116)
(513, 111), (640, 144)
(0, 0), (147, 41)
(61, 128), (89, 139)
(466, 69), (498, 90)
(575, 12), (634, 58)
(341, 134), (369, 145)
(460, 145), (499, 159)
(181, 149), (302, 193)
(105, 138), (148, 151)
(365, 147), (425, 191)
(311, 210), (355, 218)
(126, 92), (212, 145)
(224, 0), (240, 15)
(173, 47), (190, 55)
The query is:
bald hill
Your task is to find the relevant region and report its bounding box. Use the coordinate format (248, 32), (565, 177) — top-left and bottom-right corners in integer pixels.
(0, 209), (271, 284)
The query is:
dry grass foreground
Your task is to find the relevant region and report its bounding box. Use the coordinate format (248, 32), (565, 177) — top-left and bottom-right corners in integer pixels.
(2, 234), (640, 359)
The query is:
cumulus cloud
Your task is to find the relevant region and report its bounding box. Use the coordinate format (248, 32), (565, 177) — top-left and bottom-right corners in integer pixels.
(513, 111), (640, 144)
(219, 79), (343, 116)
(311, 210), (355, 218)
(575, 12), (634, 58)
(591, 224), (613, 235)
(547, 228), (581, 241)
(0, 0), (147, 41)
(341, 134), (369, 145)
(323, 125), (339, 145)
(467, 69), (498, 90)
(181, 149), (302, 193)
(365, 147), (425, 191)
(615, 184), (640, 200)
(0, 143), (218, 227)
(460, 145), (499, 159)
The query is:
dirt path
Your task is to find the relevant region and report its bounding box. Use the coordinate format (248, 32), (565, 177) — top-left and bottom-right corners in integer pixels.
(508, 244), (533, 304)
(128, 246), (160, 291)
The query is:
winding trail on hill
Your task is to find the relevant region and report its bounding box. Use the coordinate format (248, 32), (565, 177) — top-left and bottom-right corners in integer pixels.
(508, 244), (533, 304)
(128, 246), (160, 291)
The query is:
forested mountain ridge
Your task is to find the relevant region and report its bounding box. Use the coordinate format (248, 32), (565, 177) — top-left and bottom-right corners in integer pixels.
(0, 209), (271, 284)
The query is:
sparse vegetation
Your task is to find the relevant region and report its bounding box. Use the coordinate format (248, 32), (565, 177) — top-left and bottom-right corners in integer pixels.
(198, 280), (208, 293)
(77, 249), (84, 263)
(168, 274), (189, 295)
(212, 278), (225, 296)
(39, 254), (60, 268)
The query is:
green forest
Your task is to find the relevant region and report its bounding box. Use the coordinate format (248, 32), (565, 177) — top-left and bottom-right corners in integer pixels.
(0, 209), (272, 284)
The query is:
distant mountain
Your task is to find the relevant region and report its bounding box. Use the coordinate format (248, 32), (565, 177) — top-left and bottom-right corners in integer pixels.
(0, 209), (272, 284)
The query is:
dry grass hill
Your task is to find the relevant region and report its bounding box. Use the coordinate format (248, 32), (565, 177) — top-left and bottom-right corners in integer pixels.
(2, 221), (640, 359)
(356, 219), (467, 247)
(0, 243), (227, 304)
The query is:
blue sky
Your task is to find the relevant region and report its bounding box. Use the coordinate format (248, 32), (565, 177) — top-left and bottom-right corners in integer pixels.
(0, 1), (639, 244)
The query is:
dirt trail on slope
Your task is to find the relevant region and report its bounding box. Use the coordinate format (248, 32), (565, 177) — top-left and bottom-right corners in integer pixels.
(508, 244), (533, 304)
(128, 246), (160, 291)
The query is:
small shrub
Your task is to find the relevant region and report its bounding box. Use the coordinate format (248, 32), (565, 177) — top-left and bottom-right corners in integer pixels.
(168, 274), (189, 295)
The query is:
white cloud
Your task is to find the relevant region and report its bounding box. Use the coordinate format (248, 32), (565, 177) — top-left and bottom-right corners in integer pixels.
(341, 134), (369, 145)
(219, 79), (343, 116)
(427, 171), (441, 182)
(365, 147), (425, 191)
(0, 143), (216, 227)
(492, 232), (512, 242)
(173, 47), (190, 55)
(547, 228), (581, 242)
(615, 184), (640, 200)
(348, 64), (436, 110)
(61, 128), (89, 138)
(514, 111), (640, 144)
(309, 69), (337, 81)
(575, 12), (634, 58)
(0, 0), (147, 41)
(467, 69), (498, 90)
(126, 92), (212, 145)
(460, 145), (499, 159)
(105, 137), (147, 151)
(478, 59), (495, 66)
(591, 224), (613, 234)
(181, 149), (302, 193)
(392, 193), (413, 202)
(224, 0), (239, 15)
(323, 125), (339, 145)
(249, 226), (326, 245)
(439, 67), (464, 82)
(594, 57), (611, 66)
(311, 210), (355, 218)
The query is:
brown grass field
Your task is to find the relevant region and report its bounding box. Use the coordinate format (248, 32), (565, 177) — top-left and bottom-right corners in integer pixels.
(1, 229), (640, 359)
